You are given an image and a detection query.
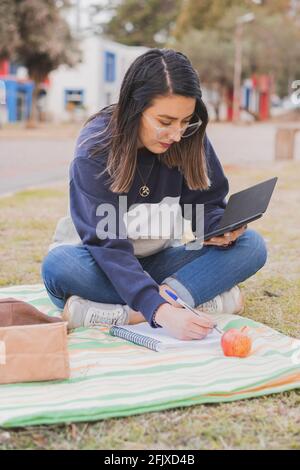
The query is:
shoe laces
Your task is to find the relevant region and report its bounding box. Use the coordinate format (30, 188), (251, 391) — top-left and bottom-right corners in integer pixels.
(88, 307), (127, 326)
(198, 297), (220, 312)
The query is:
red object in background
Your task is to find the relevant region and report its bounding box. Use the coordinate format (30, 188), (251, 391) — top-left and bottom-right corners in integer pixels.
(41, 76), (50, 86)
(259, 92), (270, 120)
(258, 75), (270, 120)
(226, 76), (271, 122)
(251, 74), (271, 121)
(0, 60), (9, 77)
(259, 75), (270, 93)
(251, 74), (258, 89)
(226, 88), (234, 122)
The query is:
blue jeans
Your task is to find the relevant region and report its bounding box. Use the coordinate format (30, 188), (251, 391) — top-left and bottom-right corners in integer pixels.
(41, 228), (267, 311)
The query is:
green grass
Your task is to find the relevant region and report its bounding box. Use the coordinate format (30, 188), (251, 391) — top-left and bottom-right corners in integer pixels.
(0, 162), (299, 450)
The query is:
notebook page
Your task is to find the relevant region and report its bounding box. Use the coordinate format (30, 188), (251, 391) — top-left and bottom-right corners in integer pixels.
(118, 322), (221, 349)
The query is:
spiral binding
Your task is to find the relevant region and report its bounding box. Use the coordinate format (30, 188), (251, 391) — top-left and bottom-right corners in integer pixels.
(110, 326), (162, 352)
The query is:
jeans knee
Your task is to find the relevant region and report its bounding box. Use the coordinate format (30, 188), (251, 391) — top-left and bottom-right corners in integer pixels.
(243, 229), (268, 271)
(40, 247), (68, 297)
(40, 251), (52, 285)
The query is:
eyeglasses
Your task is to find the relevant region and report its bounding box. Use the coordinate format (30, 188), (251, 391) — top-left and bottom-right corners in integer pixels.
(142, 113), (202, 140)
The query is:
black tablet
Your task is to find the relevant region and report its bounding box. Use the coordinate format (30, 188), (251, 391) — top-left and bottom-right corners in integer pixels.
(204, 177), (278, 241)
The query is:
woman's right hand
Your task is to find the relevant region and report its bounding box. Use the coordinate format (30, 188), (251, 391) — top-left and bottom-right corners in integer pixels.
(154, 303), (215, 340)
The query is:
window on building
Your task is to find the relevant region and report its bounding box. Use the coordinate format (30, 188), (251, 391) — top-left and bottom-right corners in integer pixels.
(64, 89), (84, 111)
(104, 52), (116, 82)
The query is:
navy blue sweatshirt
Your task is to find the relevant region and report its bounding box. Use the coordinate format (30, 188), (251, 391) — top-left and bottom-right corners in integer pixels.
(69, 112), (229, 327)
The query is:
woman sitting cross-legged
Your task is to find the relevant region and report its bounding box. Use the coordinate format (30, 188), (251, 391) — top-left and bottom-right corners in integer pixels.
(41, 48), (267, 341)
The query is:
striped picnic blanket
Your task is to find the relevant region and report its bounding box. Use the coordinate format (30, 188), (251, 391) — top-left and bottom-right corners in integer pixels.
(0, 284), (300, 428)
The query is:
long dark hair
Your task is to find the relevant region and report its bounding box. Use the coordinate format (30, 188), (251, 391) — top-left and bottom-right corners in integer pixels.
(81, 48), (211, 193)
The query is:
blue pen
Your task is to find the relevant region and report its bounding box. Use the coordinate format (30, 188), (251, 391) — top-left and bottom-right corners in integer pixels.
(165, 289), (223, 335)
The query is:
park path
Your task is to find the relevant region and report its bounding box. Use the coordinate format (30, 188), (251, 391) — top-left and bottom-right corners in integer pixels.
(1, 122), (299, 196)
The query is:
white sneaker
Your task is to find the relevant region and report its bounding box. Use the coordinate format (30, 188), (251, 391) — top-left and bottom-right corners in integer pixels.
(195, 286), (244, 315)
(62, 296), (130, 330)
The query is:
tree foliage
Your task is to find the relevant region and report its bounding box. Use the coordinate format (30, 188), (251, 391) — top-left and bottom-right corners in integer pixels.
(0, 0), (20, 60)
(244, 11), (300, 96)
(93, 0), (181, 47)
(173, 0), (245, 38)
(0, 0), (81, 122)
(172, 1), (300, 99)
(173, 0), (297, 38)
(0, 0), (80, 82)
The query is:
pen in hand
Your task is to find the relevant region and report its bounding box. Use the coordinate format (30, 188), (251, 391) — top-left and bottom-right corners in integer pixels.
(165, 289), (223, 335)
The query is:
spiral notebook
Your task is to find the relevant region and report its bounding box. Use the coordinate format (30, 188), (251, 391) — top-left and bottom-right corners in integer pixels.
(109, 322), (221, 352)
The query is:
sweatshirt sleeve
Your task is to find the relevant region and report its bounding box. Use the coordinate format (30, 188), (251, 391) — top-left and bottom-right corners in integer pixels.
(69, 154), (168, 327)
(179, 133), (230, 238)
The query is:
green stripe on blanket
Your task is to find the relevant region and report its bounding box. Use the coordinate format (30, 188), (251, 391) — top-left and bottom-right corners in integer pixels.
(0, 284), (299, 428)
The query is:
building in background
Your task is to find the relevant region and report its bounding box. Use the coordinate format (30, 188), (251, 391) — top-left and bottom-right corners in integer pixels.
(0, 61), (34, 124)
(0, 37), (148, 124)
(223, 74), (273, 122)
(46, 37), (148, 122)
(241, 75), (273, 121)
(0, 0), (148, 124)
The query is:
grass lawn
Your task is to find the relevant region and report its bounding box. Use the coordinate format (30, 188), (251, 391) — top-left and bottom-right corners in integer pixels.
(0, 161), (299, 450)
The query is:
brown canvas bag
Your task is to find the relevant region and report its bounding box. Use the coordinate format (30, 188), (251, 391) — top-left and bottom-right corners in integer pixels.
(0, 298), (70, 384)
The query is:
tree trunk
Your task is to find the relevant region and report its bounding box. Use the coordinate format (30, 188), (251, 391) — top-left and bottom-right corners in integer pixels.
(214, 104), (220, 122)
(212, 82), (225, 122)
(26, 79), (40, 129)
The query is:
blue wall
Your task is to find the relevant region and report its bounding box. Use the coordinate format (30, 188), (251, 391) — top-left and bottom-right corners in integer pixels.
(3, 79), (34, 122)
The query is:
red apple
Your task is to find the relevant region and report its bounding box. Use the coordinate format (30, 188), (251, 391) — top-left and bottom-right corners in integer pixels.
(221, 328), (252, 358)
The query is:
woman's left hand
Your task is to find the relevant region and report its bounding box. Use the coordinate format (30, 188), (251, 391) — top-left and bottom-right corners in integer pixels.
(203, 224), (248, 247)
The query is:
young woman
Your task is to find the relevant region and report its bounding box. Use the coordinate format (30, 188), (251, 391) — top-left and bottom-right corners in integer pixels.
(41, 48), (267, 341)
